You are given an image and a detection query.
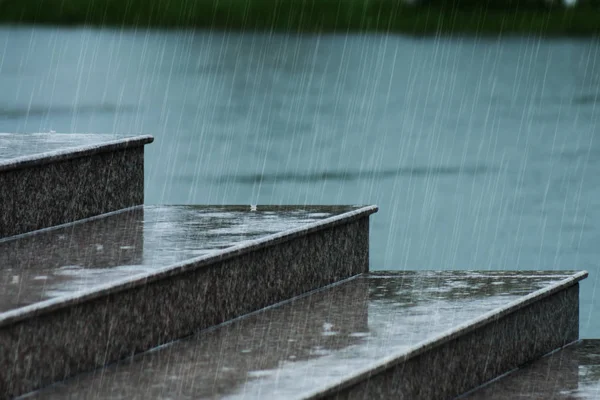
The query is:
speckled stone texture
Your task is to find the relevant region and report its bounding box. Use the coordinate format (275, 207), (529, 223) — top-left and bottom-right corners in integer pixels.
(0, 205), (370, 313)
(462, 340), (600, 399)
(0, 216), (370, 399)
(0, 140), (148, 238)
(19, 271), (583, 400)
(325, 283), (580, 400)
(0, 207), (145, 312)
(0, 173), (12, 239)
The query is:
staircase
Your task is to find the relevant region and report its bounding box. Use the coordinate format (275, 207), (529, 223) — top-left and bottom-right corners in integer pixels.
(0, 133), (589, 399)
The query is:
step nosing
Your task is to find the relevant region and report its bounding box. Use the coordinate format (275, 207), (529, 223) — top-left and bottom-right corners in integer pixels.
(22, 270), (582, 400)
(0, 134), (153, 172)
(0, 133), (150, 238)
(0, 205), (378, 327)
(303, 270), (588, 399)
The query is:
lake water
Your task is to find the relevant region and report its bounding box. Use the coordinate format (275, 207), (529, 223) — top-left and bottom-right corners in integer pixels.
(0, 27), (599, 337)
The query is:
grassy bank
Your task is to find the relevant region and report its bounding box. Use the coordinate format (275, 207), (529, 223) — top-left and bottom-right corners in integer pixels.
(0, 0), (598, 35)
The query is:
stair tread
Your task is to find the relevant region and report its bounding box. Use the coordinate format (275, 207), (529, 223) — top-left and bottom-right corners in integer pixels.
(0, 205), (362, 315)
(463, 339), (600, 399)
(23, 270), (583, 400)
(0, 133), (152, 171)
(0, 133), (119, 161)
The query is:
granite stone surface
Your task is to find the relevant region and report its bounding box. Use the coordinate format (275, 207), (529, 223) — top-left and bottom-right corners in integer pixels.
(0, 205), (376, 399)
(0, 134), (152, 238)
(0, 205), (370, 313)
(328, 283), (580, 400)
(461, 340), (600, 399)
(20, 271), (586, 400)
(0, 133), (153, 172)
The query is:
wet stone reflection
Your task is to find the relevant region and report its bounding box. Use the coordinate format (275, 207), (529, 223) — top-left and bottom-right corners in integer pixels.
(464, 340), (600, 399)
(0, 133), (127, 162)
(0, 205), (355, 312)
(25, 271), (576, 400)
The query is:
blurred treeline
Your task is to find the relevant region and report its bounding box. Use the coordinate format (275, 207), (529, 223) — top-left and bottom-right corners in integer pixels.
(425, 0), (599, 9)
(0, 0), (598, 35)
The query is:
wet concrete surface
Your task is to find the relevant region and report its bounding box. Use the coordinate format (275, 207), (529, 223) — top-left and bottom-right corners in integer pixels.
(21, 271), (578, 400)
(0, 205), (356, 313)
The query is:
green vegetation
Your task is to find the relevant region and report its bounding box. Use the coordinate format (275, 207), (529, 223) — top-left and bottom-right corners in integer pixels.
(0, 0), (598, 35)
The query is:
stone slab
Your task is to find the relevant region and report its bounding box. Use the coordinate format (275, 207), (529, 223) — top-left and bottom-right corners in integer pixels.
(0, 205), (377, 399)
(21, 270), (586, 400)
(461, 339), (600, 399)
(0, 133), (153, 238)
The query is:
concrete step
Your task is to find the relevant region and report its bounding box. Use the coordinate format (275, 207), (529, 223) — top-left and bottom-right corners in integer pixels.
(0, 204), (377, 399)
(0, 133), (152, 238)
(22, 270), (586, 400)
(461, 339), (600, 399)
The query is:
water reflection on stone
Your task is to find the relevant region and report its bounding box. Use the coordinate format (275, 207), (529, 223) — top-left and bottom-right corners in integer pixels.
(0, 133), (126, 162)
(0, 205), (354, 312)
(24, 271), (575, 400)
(465, 340), (600, 399)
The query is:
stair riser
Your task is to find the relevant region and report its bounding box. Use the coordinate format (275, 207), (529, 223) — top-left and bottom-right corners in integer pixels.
(321, 283), (579, 400)
(0, 142), (146, 239)
(0, 217), (369, 399)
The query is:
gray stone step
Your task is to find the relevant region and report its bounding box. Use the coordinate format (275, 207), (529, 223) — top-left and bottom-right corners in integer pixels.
(0, 204), (377, 399)
(21, 270), (586, 400)
(0, 133), (152, 238)
(460, 339), (600, 399)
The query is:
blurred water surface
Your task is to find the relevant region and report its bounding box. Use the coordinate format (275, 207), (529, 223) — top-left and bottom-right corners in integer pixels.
(0, 27), (599, 336)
